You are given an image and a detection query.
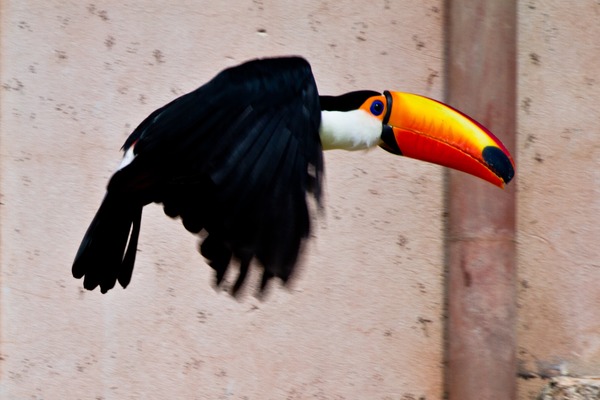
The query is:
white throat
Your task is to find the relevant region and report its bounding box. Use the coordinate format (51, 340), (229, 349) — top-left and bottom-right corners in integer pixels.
(319, 110), (383, 151)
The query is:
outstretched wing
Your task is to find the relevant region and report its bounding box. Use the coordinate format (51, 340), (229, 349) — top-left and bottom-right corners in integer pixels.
(110, 57), (324, 290)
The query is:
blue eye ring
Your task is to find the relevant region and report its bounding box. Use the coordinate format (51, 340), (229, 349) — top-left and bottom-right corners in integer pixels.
(370, 100), (384, 116)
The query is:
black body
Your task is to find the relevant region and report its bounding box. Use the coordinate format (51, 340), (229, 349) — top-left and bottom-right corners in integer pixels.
(72, 57), (325, 293)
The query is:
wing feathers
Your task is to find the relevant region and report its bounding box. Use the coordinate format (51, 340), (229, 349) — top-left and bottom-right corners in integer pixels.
(94, 56), (323, 292)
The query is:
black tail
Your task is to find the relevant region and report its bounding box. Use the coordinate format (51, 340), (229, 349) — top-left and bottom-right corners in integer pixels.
(72, 191), (143, 293)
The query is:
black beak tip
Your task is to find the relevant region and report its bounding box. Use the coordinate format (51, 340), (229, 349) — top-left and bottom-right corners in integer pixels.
(482, 146), (515, 184)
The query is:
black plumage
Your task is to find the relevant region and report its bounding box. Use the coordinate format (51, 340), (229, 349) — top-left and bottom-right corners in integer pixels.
(72, 57), (324, 294)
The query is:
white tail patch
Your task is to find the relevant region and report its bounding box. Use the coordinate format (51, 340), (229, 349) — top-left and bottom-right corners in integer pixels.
(118, 145), (136, 170)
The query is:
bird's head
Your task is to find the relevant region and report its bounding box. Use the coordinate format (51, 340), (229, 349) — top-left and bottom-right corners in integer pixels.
(320, 90), (515, 188)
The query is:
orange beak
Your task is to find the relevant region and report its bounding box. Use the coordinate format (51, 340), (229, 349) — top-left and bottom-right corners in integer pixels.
(377, 92), (515, 187)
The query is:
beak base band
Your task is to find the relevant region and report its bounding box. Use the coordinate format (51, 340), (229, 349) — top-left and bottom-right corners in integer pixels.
(382, 90), (393, 126)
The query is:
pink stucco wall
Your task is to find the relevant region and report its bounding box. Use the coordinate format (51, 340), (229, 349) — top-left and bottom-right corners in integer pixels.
(1, 1), (447, 398)
(2, 1), (599, 399)
(517, 1), (600, 398)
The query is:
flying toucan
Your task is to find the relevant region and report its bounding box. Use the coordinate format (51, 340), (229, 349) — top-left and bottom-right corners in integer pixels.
(72, 56), (514, 294)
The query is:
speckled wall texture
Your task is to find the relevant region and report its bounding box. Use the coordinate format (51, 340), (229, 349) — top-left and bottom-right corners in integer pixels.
(1, 1), (445, 399)
(517, 1), (600, 398)
(1, 1), (598, 399)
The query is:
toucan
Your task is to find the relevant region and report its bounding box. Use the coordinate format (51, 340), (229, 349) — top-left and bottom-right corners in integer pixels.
(72, 56), (514, 294)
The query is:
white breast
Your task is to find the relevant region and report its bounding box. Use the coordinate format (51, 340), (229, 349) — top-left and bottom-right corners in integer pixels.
(319, 110), (382, 151)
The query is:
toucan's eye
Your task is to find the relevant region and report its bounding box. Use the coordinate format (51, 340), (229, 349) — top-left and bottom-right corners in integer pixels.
(370, 100), (384, 116)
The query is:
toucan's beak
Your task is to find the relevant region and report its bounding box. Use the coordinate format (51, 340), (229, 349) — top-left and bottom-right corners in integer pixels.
(379, 92), (515, 188)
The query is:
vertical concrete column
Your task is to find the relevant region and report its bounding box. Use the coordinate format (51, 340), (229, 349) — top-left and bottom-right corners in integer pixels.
(445, 1), (517, 399)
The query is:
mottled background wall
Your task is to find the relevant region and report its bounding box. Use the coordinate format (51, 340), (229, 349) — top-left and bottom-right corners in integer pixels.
(1, 1), (446, 399)
(0, 1), (598, 399)
(516, 1), (600, 398)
